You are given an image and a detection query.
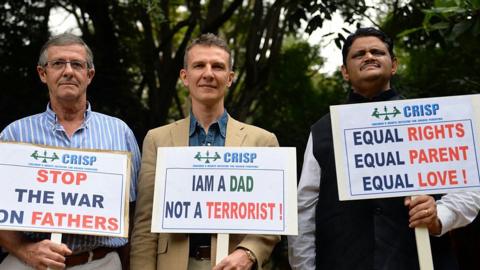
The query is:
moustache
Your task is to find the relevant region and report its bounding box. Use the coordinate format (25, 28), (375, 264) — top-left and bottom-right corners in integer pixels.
(360, 61), (380, 70)
(58, 79), (79, 85)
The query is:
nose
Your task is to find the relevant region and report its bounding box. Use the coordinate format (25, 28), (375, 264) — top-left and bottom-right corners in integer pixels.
(62, 62), (75, 76)
(202, 65), (214, 80)
(364, 51), (376, 60)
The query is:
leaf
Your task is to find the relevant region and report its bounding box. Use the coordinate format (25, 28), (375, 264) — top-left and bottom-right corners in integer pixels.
(321, 32), (335, 37)
(305, 15), (323, 35)
(334, 37), (342, 50)
(397, 27), (424, 38)
(472, 0), (480, 8)
(429, 22), (450, 31)
(472, 17), (480, 36)
(434, 0), (459, 8)
(449, 20), (473, 40)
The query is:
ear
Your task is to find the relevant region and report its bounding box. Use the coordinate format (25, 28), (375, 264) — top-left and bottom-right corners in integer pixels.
(86, 68), (95, 84)
(37, 65), (47, 83)
(226, 71), (234, 87)
(341, 65), (350, 81)
(180, 69), (189, 87)
(391, 57), (398, 76)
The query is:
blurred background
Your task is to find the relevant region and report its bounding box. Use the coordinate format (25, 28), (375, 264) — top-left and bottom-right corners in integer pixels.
(1, 0), (479, 269)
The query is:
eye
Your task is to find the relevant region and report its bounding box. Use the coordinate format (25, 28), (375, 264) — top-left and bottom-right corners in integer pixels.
(372, 50), (386, 56)
(70, 61), (86, 70)
(51, 60), (66, 69)
(352, 52), (364, 59)
(212, 64), (225, 70)
(192, 63), (204, 69)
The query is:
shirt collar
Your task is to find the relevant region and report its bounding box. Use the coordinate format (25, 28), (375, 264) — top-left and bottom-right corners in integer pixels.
(45, 102), (92, 131)
(347, 88), (398, 104)
(189, 110), (228, 137)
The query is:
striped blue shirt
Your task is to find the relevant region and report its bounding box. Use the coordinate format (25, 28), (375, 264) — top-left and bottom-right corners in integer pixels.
(0, 103), (141, 252)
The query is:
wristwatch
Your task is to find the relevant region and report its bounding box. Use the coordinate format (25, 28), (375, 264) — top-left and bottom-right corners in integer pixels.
(239, 247), (257, 264)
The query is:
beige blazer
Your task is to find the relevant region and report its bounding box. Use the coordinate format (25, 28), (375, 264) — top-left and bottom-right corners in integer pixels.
(130, 115), (280, 270)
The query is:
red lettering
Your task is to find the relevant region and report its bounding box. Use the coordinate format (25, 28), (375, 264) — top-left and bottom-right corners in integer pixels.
(36, 170), (49, 183)
(417, 170), (459, 187)
(29, 212), (119, 231)
(95, 216), (107, 230)
(108, 218), (119, 231)
(31, 211), (42, 224)
(77, 173), (87, 185)
(407, 123), (466, 141)
(50, 170), (62, 183)
(82, 215), (93, 229)
(202, 202), (276, 220)
(409, 146), (468, 164)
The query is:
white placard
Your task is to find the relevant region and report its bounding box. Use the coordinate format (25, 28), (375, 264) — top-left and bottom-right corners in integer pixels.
(151, 147), (297, 235)
(331, 94), (480, 200)
(0, 142), (130, 237)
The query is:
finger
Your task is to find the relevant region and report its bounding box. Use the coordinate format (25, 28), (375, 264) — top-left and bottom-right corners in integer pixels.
(409, 199), (433, 216)
(409, 208), (437, 227)
(213, 259), (227, 270)
(410, 215), (435, 228)
(409, 206), (431, 222)
(404, 196), (411, 206)
(40, 257), (66, 270)
(408, 195), (430, 208)
(49, 243), (71, 256)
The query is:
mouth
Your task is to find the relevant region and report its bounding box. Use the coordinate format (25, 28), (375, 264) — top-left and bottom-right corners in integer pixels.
(199, 85), (217, 89)
(360, 62), (380, 71)
(59, 81), (78, 87)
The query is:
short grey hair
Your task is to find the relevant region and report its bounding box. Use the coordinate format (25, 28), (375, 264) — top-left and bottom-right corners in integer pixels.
(38, 33), (94, 69)
(183, 33), (232, 69)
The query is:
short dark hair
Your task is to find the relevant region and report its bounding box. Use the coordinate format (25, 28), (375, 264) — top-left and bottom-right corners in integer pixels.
(184, 33), (232, 69)
(38, 33), (94, 69)
(342, 27), (395, 65)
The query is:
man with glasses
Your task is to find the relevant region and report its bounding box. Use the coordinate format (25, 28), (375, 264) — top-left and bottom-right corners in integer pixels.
(0, 33), (141, 270)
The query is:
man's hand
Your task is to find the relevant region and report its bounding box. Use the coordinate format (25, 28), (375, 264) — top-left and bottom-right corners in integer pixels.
(213, 249), (255, 270)
(19, 239), (72, 270)
(404, 195), (442, 235)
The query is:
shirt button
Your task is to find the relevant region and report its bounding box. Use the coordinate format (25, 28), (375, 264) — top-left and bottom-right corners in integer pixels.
(374, 207), (383, 215)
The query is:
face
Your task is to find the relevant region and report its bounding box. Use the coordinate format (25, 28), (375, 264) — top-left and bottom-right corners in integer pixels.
(180, 45), (234, 107)
(341, 36), (397, 96)
(37, 44), (95, 104)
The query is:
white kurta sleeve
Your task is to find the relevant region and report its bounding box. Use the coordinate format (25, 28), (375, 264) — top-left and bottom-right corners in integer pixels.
(436, 191), (480, 235)
(288, 133), (321, 269)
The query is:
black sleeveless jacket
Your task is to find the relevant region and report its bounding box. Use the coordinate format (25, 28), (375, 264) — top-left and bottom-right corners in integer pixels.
(312, 89), (458, 270)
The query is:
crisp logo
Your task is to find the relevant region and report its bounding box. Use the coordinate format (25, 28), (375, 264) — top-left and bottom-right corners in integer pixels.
(194, 151), (221, 164)
(31, 150), (59, 163)
(372, 106), (401, 120)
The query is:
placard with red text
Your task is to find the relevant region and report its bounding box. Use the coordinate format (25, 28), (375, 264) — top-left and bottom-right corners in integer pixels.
(331, 94), (480, 200)
(151, 147), (297, 235)
(0, 142), (131, 237)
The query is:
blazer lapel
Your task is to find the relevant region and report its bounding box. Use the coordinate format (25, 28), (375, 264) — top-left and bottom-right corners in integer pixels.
(170, 117), (190, 146)
(225, 116), (246, 146)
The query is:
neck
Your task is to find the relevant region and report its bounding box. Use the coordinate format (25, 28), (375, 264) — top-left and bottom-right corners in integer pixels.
(191, 101), (224, 132)
(352, 80), (391, 99)
(50, 99), (87, 138)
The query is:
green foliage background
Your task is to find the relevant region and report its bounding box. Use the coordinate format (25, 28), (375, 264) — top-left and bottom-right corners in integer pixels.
(1, 1), (480, 268)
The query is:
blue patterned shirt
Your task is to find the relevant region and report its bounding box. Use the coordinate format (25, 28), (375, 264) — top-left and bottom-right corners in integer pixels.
(188, 110), (228, 250)
(189, 110), (228, 147)
(0, 103), (141, 252)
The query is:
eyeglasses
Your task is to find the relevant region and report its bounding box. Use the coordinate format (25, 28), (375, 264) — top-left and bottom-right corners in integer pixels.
(45, 60), (89, 71)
